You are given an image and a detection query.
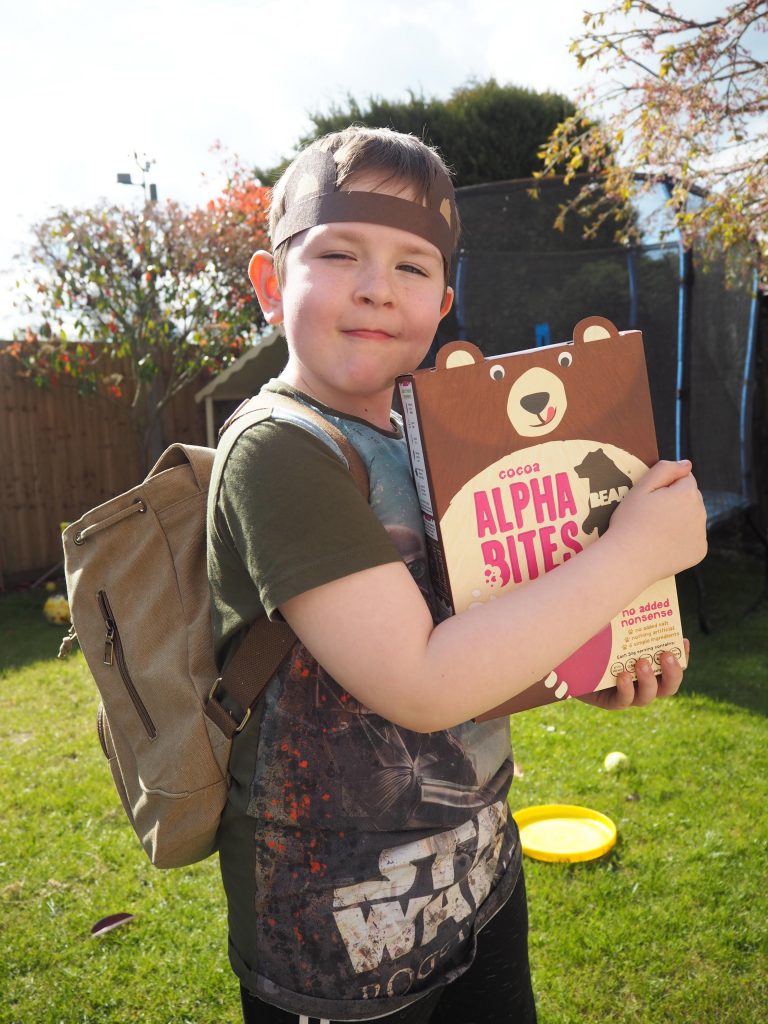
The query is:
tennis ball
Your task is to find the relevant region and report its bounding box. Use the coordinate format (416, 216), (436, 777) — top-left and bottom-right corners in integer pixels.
(604, 751), (630, 773)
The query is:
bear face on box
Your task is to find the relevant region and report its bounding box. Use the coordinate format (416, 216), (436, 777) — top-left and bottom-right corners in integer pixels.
(417, 316), (658, 516)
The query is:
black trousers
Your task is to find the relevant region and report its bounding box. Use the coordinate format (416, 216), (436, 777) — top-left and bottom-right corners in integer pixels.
(240, 868), (537, 1024)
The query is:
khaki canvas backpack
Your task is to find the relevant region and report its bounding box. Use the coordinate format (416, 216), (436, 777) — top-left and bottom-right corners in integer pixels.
(60, 392), (368, 868)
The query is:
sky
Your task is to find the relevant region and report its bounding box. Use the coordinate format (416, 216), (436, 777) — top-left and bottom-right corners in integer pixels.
(0, 0), (742, 335)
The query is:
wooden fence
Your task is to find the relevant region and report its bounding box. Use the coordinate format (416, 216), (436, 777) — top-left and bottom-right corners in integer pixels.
(0, 349), (207, 585)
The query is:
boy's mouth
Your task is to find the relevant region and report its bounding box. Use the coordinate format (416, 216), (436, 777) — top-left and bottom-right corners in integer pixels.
(343, 328), (395, 340)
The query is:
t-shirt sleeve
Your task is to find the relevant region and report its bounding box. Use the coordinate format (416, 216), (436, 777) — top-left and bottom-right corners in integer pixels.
(214, 418), (401, 618)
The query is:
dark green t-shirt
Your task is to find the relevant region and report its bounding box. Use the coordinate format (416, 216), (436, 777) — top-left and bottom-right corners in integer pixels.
(208, 392), (401, 659)
(207, 381), (520, 1020)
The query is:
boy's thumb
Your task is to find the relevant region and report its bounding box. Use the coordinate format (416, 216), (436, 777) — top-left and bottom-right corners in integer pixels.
(641, 459), (692, 492)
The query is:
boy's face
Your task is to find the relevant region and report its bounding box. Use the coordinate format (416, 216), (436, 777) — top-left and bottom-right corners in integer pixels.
(249, 175), (454, 415)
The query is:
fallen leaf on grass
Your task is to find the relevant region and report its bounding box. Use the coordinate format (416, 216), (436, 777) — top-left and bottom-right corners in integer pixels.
(90, 912), (134, 937)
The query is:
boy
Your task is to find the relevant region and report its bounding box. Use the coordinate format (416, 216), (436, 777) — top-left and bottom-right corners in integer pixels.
(207, 127), (707, 1024)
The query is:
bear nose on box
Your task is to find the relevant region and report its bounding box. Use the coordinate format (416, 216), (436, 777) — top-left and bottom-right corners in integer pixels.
(520, 392), (550, 415)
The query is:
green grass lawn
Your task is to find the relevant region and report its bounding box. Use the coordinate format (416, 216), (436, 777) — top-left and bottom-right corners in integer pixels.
(1, 548), (766, 1024)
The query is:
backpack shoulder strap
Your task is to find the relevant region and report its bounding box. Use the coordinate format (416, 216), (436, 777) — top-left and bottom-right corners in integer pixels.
(224, 391), (369, 500)
(205, 390), (370, 739)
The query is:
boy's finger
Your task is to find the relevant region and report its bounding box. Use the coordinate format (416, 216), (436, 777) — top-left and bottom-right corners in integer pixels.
(633, 659), (661, 705)
(656, 652), (684, 697)
(612, 673), (637, 708)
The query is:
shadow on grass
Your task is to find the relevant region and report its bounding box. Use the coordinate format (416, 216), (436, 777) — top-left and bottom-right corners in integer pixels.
(676, 546), (768, 717)
(0, 590), (70, 673)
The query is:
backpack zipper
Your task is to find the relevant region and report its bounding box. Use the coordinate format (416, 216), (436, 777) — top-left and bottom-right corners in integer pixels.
(97, 590), (157, 739)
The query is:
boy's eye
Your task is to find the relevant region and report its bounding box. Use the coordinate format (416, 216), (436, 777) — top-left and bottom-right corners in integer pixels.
(398, 263), (428, 276)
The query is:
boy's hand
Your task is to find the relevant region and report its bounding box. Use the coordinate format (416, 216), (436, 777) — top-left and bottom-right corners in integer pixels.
(609, 460), (708, 584)
(578, 639), (690, 710)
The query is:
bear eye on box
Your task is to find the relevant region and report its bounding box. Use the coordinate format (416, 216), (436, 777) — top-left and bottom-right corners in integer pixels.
(489, 364), (506, 381)
(558, 351), (573, 368)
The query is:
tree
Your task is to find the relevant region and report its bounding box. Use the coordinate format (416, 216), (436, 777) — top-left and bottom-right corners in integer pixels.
(536, 1), (768, 279)
(7, 156), (270, 467)
(255, 80), (576, 188)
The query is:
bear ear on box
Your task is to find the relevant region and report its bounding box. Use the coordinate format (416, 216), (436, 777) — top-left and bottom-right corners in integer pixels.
(572, 316), (620, 346)
(435, 340), (485, 371)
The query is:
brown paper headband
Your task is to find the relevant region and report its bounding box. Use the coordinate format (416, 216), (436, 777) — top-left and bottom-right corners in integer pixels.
(271, 148), (457, 267)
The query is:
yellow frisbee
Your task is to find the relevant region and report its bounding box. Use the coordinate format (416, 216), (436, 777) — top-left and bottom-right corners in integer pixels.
(512, 804), (617, 862)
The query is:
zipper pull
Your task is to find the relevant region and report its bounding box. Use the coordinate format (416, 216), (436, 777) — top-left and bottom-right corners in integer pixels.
(58, 623), (78, 660)
(103, 621), (115, 666)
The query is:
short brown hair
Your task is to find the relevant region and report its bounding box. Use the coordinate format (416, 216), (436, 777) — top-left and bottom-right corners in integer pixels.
(268, 126), (459, 283)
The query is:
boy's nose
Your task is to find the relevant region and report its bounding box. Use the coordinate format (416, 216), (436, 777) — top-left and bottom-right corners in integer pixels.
(354, 266), (394, 305)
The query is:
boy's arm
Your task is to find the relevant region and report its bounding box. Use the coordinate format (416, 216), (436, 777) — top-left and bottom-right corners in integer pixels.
(280, 460), (707, 732)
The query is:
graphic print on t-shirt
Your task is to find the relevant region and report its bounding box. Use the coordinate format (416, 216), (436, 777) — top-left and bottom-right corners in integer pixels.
(331, 801), (508, 986)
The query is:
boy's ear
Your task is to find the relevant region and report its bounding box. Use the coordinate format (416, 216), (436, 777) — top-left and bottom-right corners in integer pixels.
(439, 286), (454, 320)
(248, 250), (283, 324)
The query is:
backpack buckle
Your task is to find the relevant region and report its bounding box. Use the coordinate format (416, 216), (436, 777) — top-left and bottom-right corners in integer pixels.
(207, 678), (251, 735)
